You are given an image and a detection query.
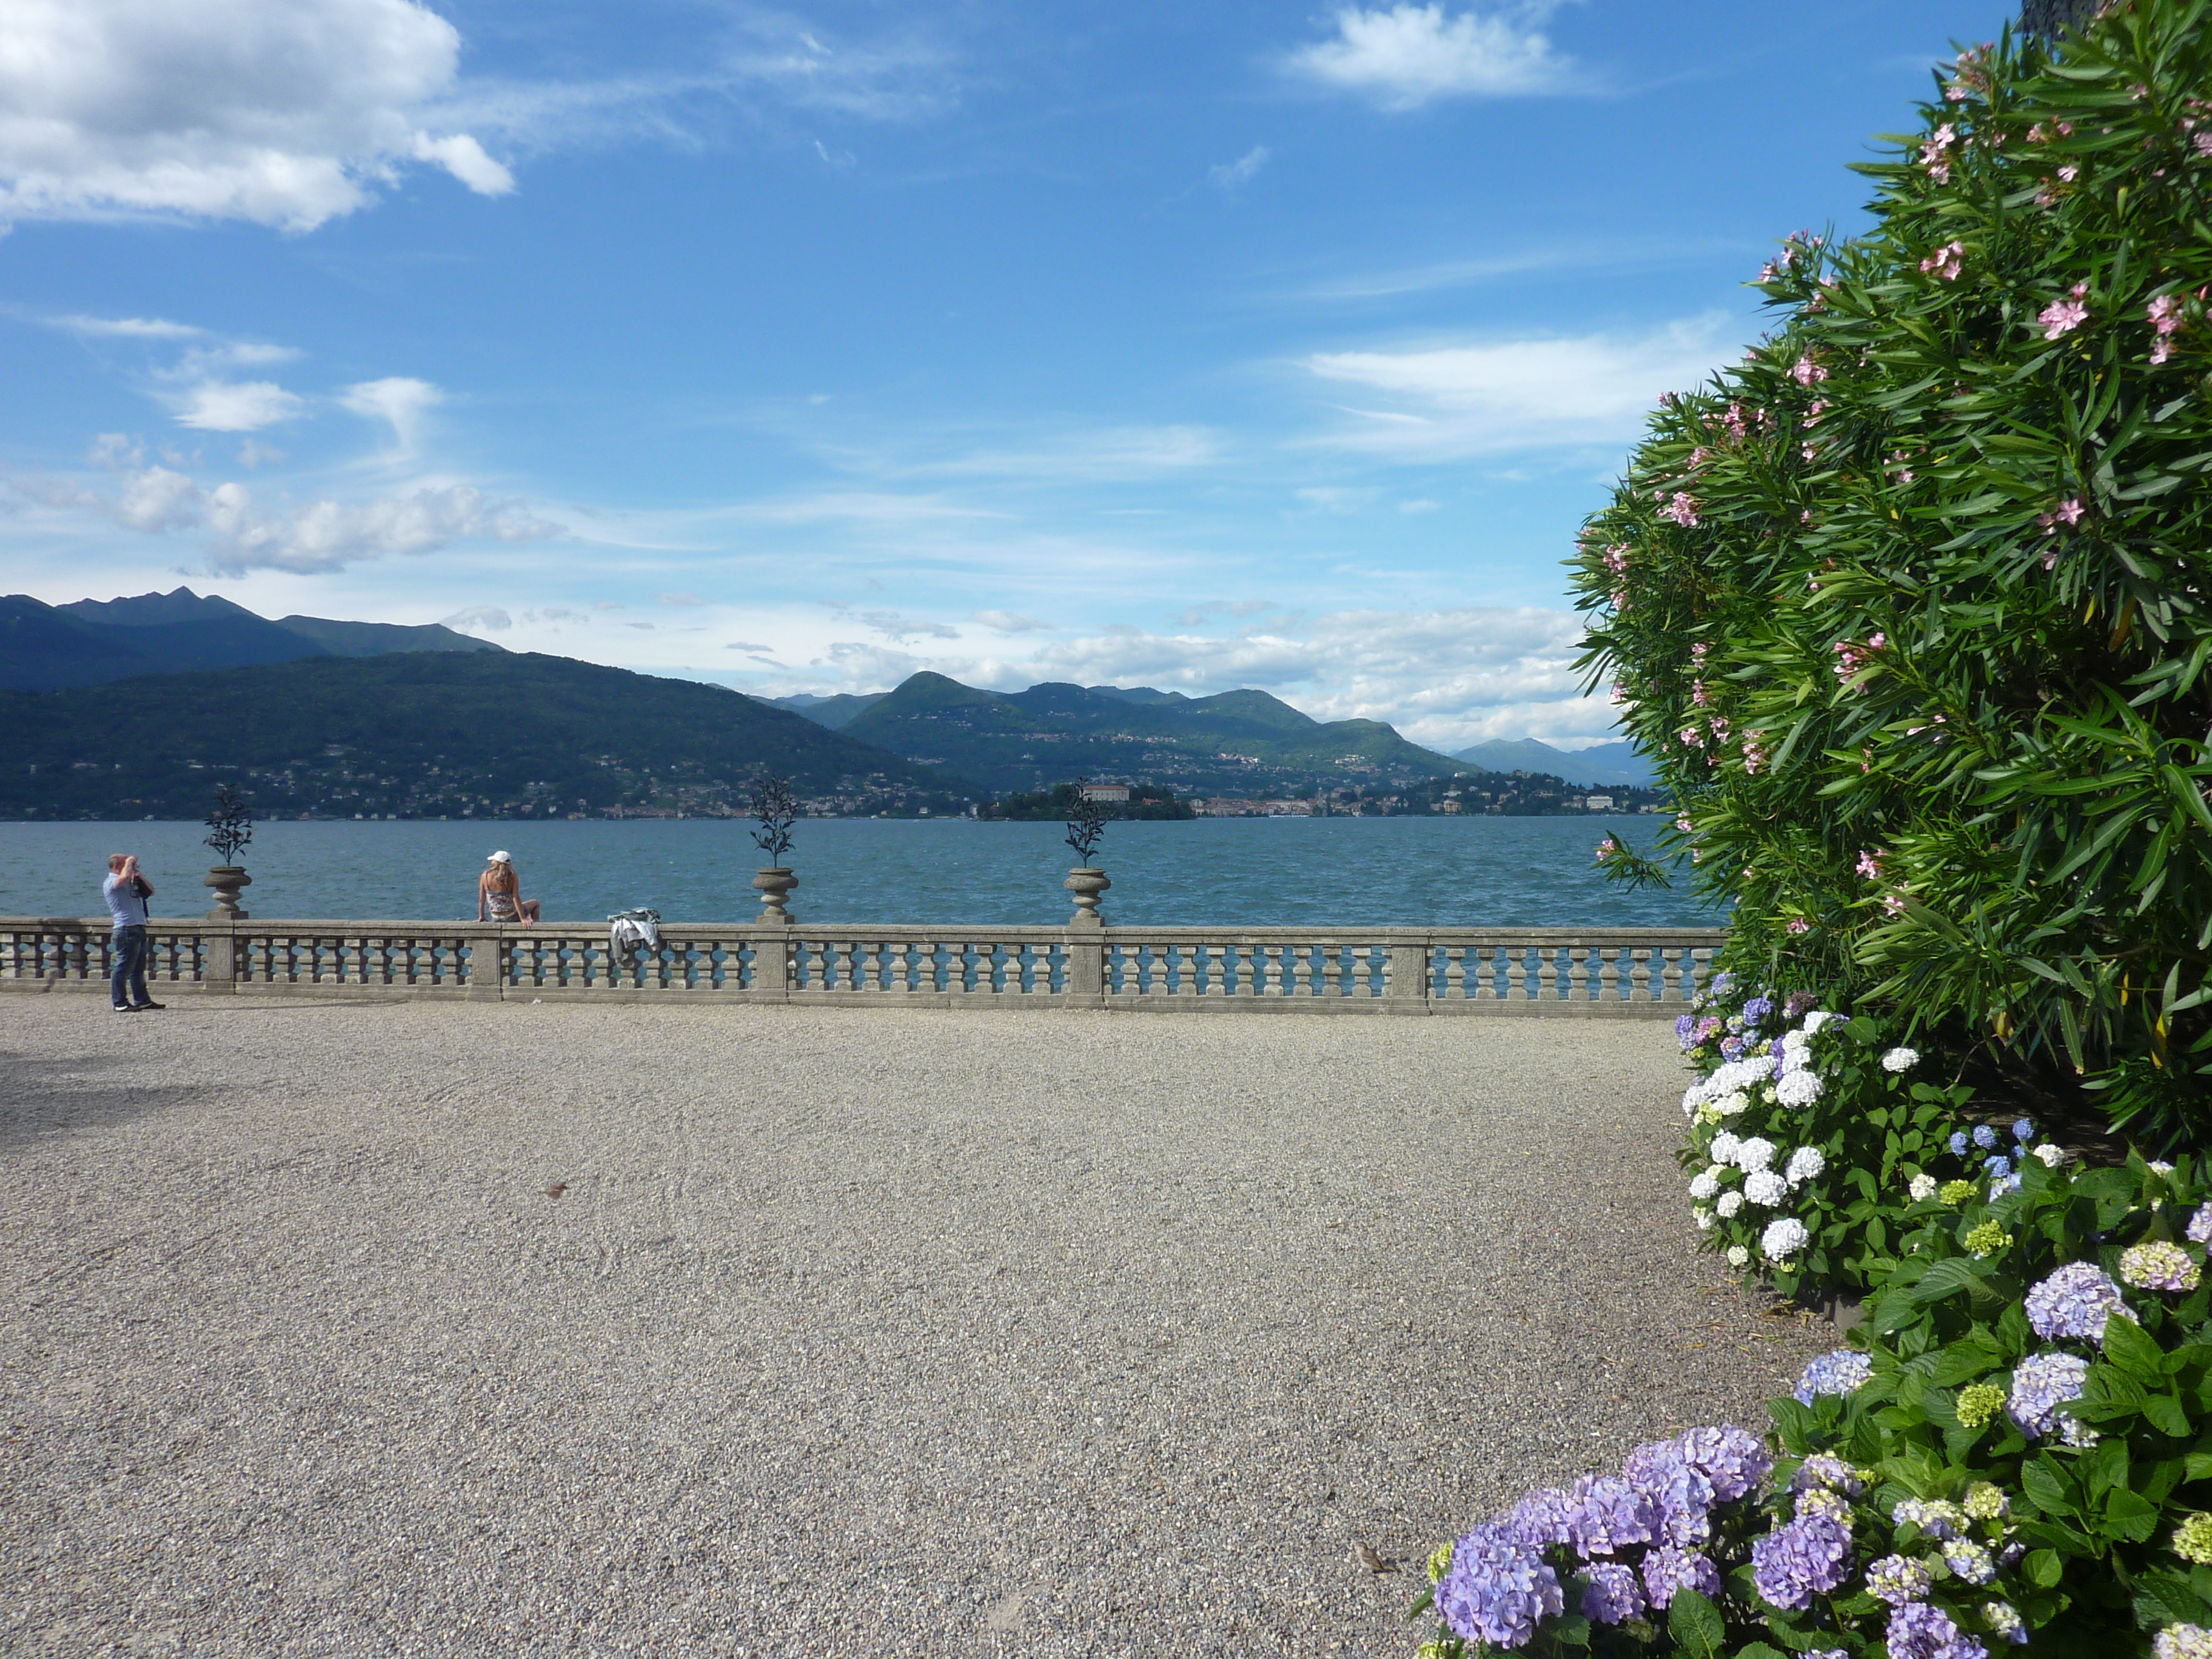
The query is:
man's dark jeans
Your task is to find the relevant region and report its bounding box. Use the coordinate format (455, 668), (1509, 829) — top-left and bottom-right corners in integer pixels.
(111, 925), (150, 1009)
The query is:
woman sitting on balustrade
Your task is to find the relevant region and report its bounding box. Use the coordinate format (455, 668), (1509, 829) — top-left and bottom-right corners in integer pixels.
(477, 851), (540, 927)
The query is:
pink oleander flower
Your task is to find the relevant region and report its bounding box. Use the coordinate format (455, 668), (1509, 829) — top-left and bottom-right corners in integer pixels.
(1857, 850), (1883, 879)
(2150, 295), (2185, 366)
(1603, 543), (1630, 574)
(1883, 892), (1909, 917)
(1690, 642), (1709, 664)
(1679, 727), (1704, 748)
(1921, 123), (1957, 184)
(1688, 446), (1711, 469)
(1661, 492), (1700, 528)
(2057, 163), (2079, 181)
(1786, 919), (1811, 934)
(1790, 354), (1828, 387)
(1595, 837), (1619, 863)
(1675, 814), (1694, 834)
(1709, 717), (1731, 743)
(2195, 130), (2212, 158)
(1609, 682), (1629, 706)
(2040, 296), (2088, 340)
(1919, 241), (1966, 281)
(1691, 680), (1709, 707)
(1742, 730), (1768, 775)
(2056, 498), (2083, 525)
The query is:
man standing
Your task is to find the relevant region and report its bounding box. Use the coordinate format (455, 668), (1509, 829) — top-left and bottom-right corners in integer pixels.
(102, 854), (164, 1013)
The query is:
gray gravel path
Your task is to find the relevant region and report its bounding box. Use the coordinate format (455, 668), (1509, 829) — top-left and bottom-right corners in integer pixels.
(0, 998), (1828, 1658)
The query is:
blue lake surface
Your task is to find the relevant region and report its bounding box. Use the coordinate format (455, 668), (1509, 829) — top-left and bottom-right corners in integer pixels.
(1, 816), (1717, 929)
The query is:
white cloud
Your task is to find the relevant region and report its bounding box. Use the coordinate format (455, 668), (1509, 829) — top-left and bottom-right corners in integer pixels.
(657, 591), (706, 607)
(728, 24), (960, 122)
(341, 377), (443, 451)
(1286, 4), (1578, 109)
(0, 0), (515, 230)
(1209, 144), (1270, 189)
(844, 608), (960, 644)
(172, 380), (304, 431)
(975, 609), (1053, 634)
(408, 130), (512, 195)
(1301, 313), (1738, 457)
(7, 461), (559, 572)
(51, 312), (208, 340)
(443, 605), (512, 631)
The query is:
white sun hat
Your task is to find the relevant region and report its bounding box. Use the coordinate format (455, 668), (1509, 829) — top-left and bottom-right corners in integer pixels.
(488, 850), (513, 863)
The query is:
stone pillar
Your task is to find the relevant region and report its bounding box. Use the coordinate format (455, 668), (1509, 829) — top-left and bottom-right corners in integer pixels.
(1065, 929), (1105, 1007)
(204, 926), (236, 993)
(1385, 941), (1430, 1014)
(753, 929), (794, 1000)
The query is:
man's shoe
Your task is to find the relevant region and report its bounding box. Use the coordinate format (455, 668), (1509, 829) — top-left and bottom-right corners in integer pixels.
(132, 1000), (166, 1011)
(112, 1004), (139, 1013)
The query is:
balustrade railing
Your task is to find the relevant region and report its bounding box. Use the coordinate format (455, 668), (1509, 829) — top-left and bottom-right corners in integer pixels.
(0, 917), (1721, 1015)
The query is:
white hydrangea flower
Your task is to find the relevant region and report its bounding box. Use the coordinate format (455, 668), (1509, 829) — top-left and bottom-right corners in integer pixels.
(1726, 1244), (1750, 1268)
(1717, 1090), (1751, 1117)
(1745, 1169), (1788, 1207)
(2152, 1160), (2177, 1176)
(1785, 1146), (1826, 1186)
(1735, 1137), (1777, 1173)
(2033, 1144), (2066, 1168)
(1681, 1083), (1709, 1117)
(1717, 1191), (1745, 1219)
(1689, 1169), (1722, 1202)
(1882, 1046), (1920, 1072)
(1775, 1070), (1824, 1107)
(1800, 1010), (1842, 1034)
(1693, 1207), (1715, 1230)
(1710, 1131), (1744, 1166)
(1761, 1218), (1810, 1260)
(1908, 1173), (1938, 1201)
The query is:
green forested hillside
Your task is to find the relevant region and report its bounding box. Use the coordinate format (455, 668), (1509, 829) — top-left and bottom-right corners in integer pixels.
(837, 671), (1463, 796)
(2, 654), (974, 820)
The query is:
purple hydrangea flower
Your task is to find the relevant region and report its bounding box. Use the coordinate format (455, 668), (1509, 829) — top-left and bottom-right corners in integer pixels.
(1793, 1349), (1875, 1406)
(1972, 1124), (1999, 1150)
(1564, 1473), (1658, 1558)
(1790, 1453), (1864, 1495)
(1742, 994), (1775, 1028)
(2191, 1204), (2212, 1247)
(1865, 1552), (1935, 1605)
(1720, 1036), (1746, 1063)
(1640, 1544), (1721, 1610)
(1949, 1131), (1970, 1156)
(1492, 1487), (1574, 1552)
(1750, 1512), (1853, 1610)
(2009, 1352), (2091, 1438)
(1435, 1526), (1564, 1649)
(1673, 1424), (1773, 1501)
(1784, 990), (1817, 1018)
(1677, 1013), (1697, 1048)
(2025, 1262), (2130, 1343)
(2012, 1118), (2034, 1143)
(1983, 1155), (2012, 1179)
(1622, 1438), (1717, 1546)
(1581, 1560), (1646, 1624)
(1887, 1600), (1990, 1659)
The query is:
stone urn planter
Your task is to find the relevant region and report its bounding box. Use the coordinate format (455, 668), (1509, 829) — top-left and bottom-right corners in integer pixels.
(204, 865), (252, 919)
(1064, 866), (1110, 927)
(752, 867), (798, 923)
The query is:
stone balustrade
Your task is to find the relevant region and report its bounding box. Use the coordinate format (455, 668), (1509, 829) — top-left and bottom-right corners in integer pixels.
(0, 917), (1723, 1016)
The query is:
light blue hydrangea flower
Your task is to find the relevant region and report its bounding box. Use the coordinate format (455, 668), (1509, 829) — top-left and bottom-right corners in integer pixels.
(1793, 1349), (1874, 1406)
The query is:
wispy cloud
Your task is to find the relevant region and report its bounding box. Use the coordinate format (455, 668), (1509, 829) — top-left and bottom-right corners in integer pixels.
(341, 377), (443, 453)
(171, 381), (305, 432)
(1284, 4), (1583, 109)
(1300, 312), (1740, 458)
(50, 313), (210, 340)
(1209, 144), (1270, 189)
(975, 609), (1054, 634)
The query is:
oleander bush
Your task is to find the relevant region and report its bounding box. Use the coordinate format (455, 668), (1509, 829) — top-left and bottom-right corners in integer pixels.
(1574, 0), (2212, 1151)
(1413, 1155), (2212, 1657)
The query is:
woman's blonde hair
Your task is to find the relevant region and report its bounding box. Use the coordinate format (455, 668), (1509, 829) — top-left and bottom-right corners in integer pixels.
(482, 860), (518, 893)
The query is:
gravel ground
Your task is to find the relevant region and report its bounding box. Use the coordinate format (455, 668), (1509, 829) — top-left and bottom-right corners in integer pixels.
(0, 997), (1829, 1658)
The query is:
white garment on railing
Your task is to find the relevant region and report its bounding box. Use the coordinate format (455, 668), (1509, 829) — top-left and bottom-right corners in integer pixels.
(607, 908), (662, 964)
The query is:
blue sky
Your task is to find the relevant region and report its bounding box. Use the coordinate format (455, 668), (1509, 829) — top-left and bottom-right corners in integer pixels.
(0, 0), (2013, 750)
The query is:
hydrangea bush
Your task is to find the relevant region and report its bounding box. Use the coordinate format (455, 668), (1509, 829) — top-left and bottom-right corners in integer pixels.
(1570, 0), (2212, 1147)
(1674, 974), (2065, 1299)
(1414, 1154), (2212, 1657)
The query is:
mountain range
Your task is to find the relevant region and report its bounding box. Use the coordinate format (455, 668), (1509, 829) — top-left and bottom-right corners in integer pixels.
(1451, 737), (1655, 789)
(1, 652), (965, 821)
(1, 587), (500, 692)
(770, 671), (1464, 797)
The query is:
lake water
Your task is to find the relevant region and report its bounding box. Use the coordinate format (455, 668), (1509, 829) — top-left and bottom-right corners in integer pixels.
(1, 817), (1718, 930)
